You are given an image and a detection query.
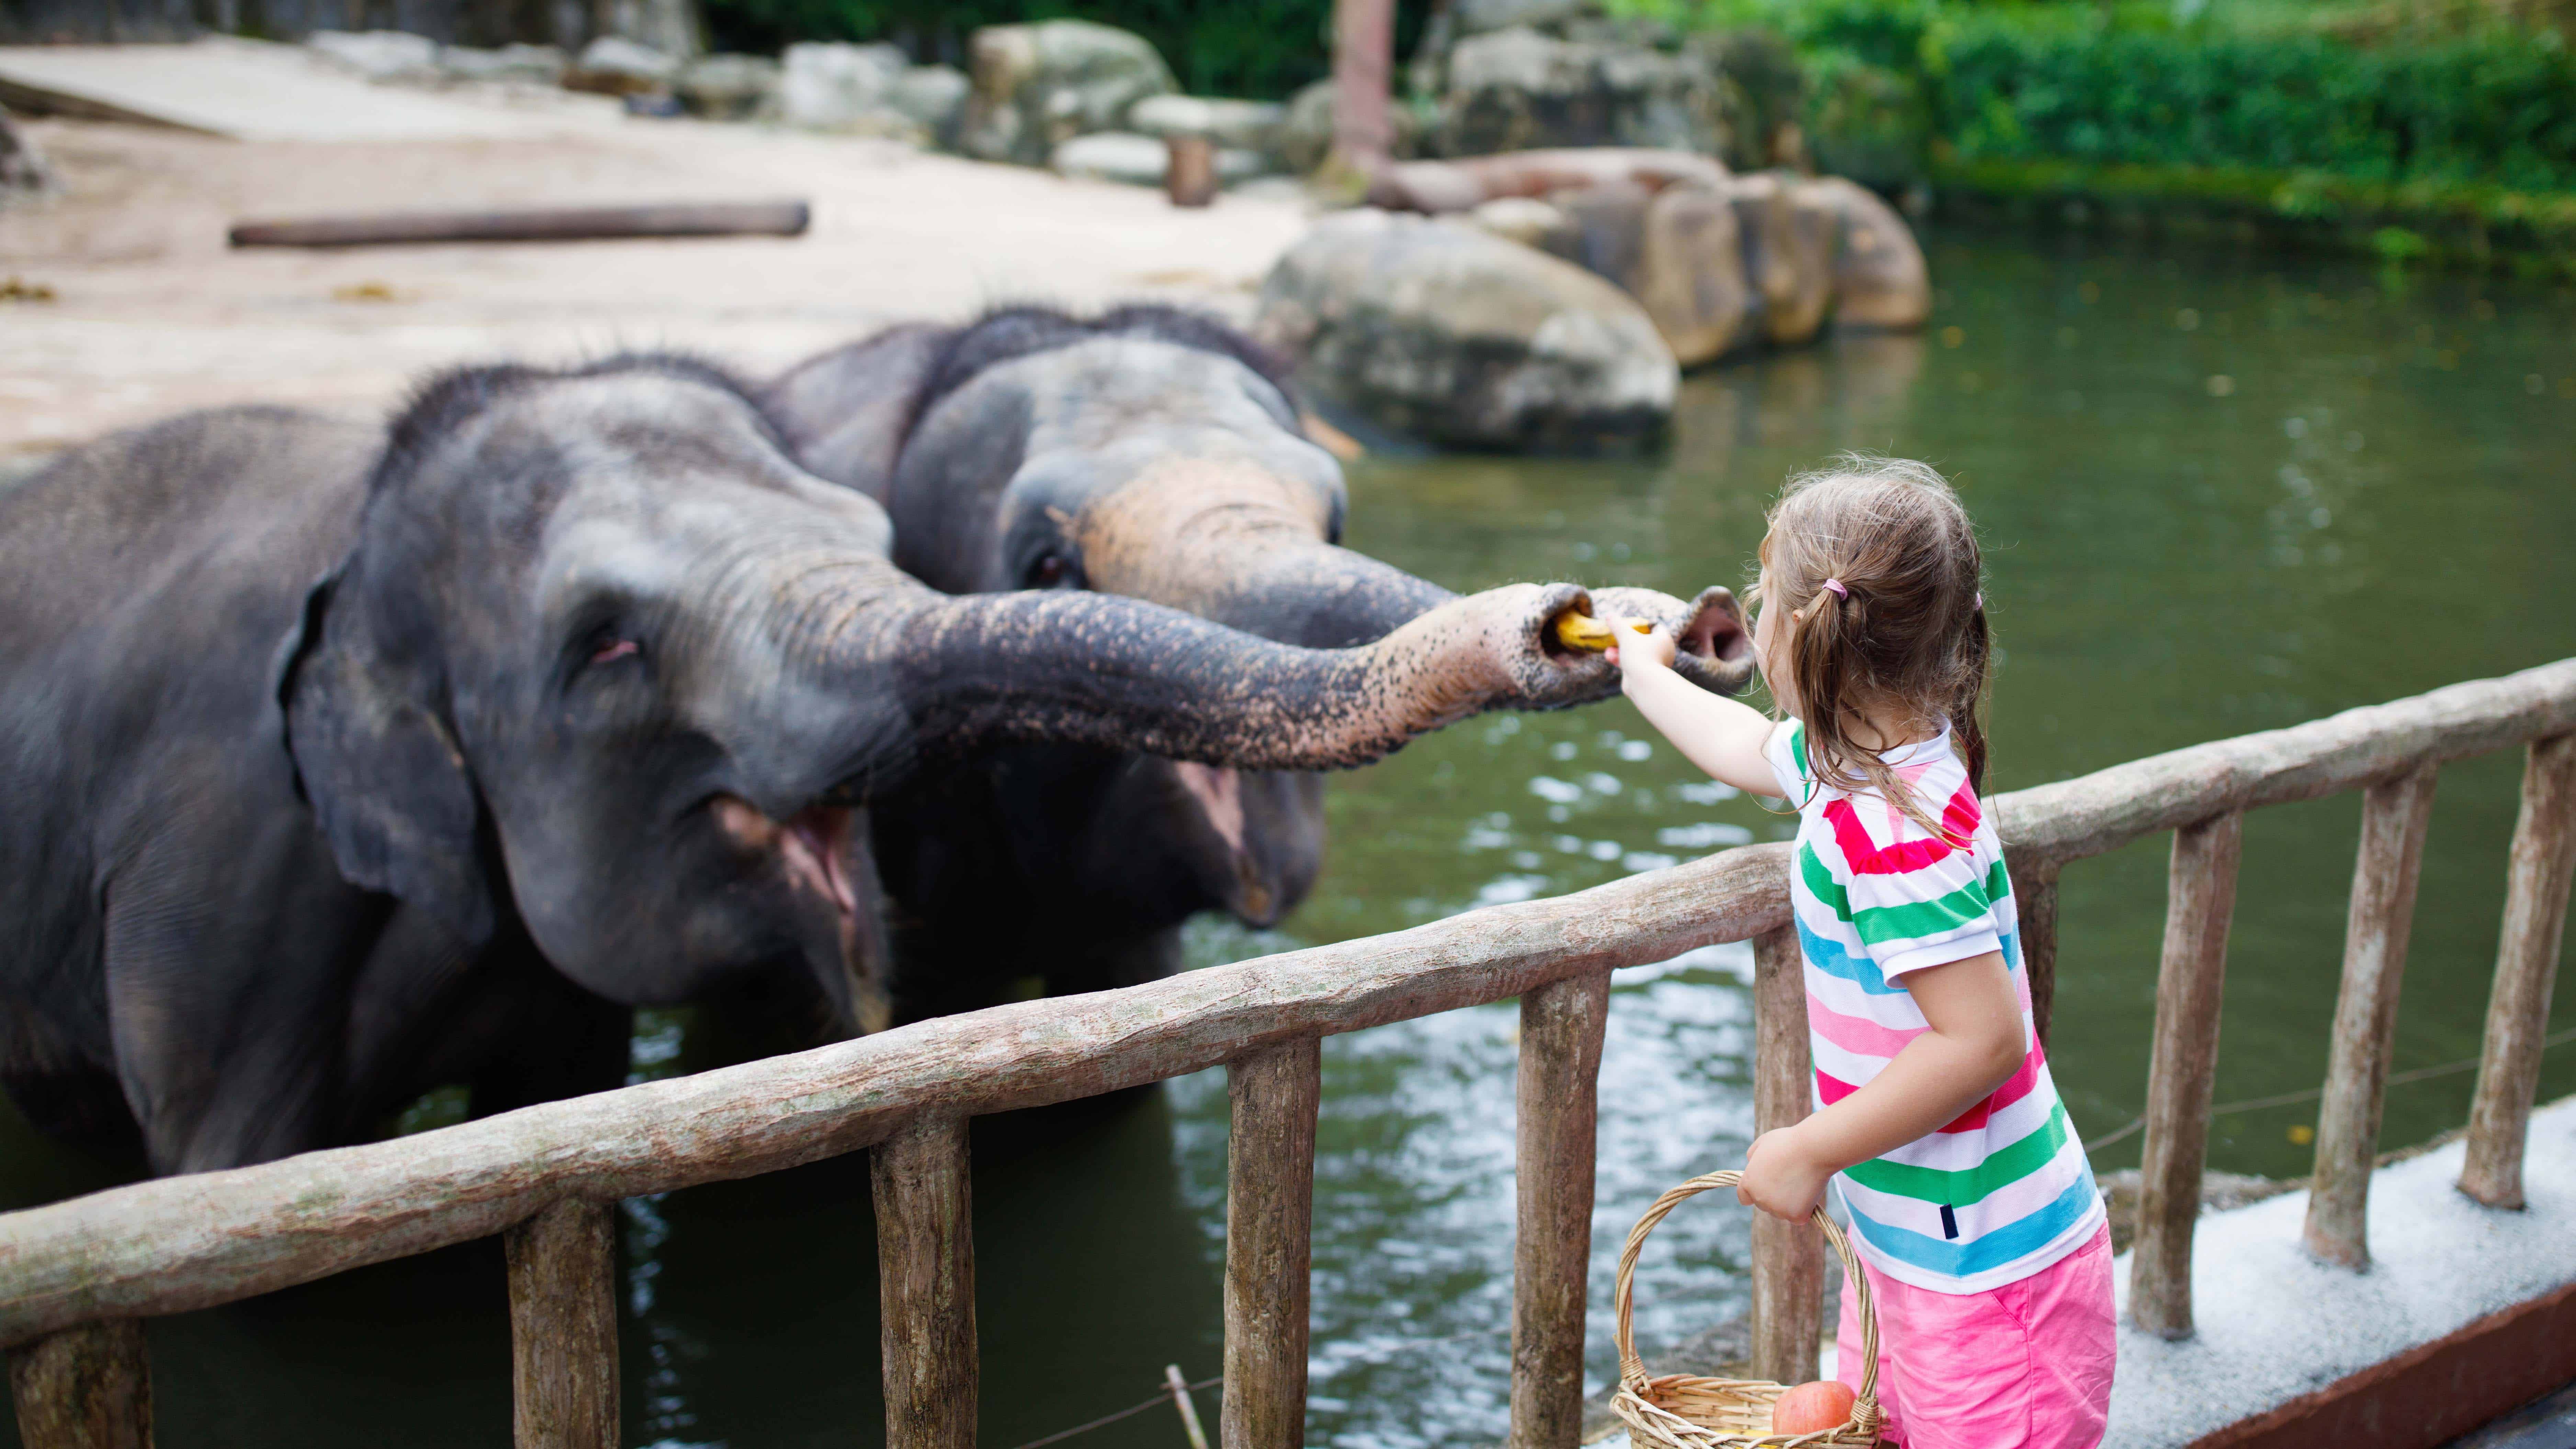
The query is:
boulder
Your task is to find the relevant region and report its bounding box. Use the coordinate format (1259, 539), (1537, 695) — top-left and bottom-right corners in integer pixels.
(1127, 94), (1287, 154)
(1465, 195), (1570, 248)
(1730, 171), (1839, 347)
(960, 20), (1176, 167)
(676, 52), (780, 121)
(306, 30), (443, 85)
(592, 0), (701, 63)
(778, 43), (909, 132)
(1254, 209), (1677, 454)
(1277, 76), (1422, 173)
(1367, 147), (1727, 214)
(441, 43), (567, 86)
(565, 36), (679, 96)
(1431, 25), (1728, 159)
(1052, 132), (1265, 187)
(1806, 175), (1930, 331)
(888, 64), (970, 146)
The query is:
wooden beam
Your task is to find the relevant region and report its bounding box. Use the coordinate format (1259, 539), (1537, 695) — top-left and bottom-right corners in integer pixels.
(1997, 659), (2576, 867)
(2460, 732), (2576, 1209)
(1746, 925), (1823, 1388)
(1222, 1039), (1321, 1449)
(2304, 763), (2439, 1268)
(7, 1321), (151, 1449)
(227, 200), (812, 249)
(1509, 971), (1610, 1449)
(505, 1199), (619, 1449)
(2006, 854), (2061, 1049)
(0, 840), (1790, 1349)
(873, 1114), (976, 1449)
(2129, 812), (2243, 1341)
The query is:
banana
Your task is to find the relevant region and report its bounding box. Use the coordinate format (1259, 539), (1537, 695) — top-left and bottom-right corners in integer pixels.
(1551, 610), (1653, 653)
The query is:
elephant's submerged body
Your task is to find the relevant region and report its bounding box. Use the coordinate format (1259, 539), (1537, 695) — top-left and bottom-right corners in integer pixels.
(3, 351), (1715, 1175)
(0, 408), (602, 1169)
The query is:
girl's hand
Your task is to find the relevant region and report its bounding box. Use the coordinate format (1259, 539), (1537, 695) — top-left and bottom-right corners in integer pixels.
(1604, 618), (1678, 675)
(1737, 1126), (1833, 1223)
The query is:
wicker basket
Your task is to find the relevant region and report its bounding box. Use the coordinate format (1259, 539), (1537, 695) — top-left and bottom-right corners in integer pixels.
(1609, 1170), (1884, 1448)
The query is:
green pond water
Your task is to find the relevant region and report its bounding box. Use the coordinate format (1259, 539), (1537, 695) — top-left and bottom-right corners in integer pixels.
(4, 231), (2575, 1449)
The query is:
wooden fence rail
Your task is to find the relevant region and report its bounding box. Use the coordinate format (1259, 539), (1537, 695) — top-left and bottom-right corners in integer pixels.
(4, 658), (2574, 1449)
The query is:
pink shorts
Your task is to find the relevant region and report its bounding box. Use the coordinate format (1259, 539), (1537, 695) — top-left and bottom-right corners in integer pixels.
(1833, 1225), (2116, 1449)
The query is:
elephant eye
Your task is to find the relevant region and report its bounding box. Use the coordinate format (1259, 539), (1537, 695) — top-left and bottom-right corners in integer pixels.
(1027, 552), (1076, 589)
(590, 637), (641, 665)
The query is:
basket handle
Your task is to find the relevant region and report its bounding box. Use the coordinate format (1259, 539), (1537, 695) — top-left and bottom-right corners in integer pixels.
(1610, 1170), (1879, 1403)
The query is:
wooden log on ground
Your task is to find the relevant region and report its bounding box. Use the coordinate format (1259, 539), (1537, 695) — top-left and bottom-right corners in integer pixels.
(505, 1199), (618, 1449)
(2460, 732), (2576, 1209)
(2304, 762), (2439, 1268)
(1997, 659), (2576, 867)
(227, 200), (811, 249)
(7, 1320), (150, 1449)
(0, 840), (1792, 1349)
(873, 1114), (976, 1449)
(1746, 925), (1824, 1388)
(2006, 854), (2061, 1049)
(1223, 1040), (1321, 1449)
(1509, 971), (1610, 1449)
(2129, 812), (2243, 1341)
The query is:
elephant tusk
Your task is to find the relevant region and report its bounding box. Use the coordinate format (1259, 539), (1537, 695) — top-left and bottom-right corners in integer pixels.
(1550, 609), (1651, 652)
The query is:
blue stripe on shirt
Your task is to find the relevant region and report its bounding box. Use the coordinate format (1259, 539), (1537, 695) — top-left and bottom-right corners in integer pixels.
(1798, 917), (1902, 995)
(1839, 1172), (2098, 1279)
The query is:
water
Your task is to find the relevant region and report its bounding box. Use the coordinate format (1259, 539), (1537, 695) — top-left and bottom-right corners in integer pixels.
(4, 232), (2574, 1447)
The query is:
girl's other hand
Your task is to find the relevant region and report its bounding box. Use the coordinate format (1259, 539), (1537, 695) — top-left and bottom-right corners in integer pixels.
(1605, 617), (1677, 674)
(1737, 1126), (1832, 1222)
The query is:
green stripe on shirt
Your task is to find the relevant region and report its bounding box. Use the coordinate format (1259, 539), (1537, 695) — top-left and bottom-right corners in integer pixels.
(1841, 1102), (2073, 1204)
(1797, 846), (2002, 946)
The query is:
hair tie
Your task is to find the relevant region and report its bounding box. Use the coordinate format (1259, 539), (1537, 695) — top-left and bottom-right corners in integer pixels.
(1820, 577), (1848, 599)
(1974, 592), (1984, 610)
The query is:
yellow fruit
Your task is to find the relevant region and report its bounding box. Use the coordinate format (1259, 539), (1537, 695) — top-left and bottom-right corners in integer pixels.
(1553, 611), (1615, 651)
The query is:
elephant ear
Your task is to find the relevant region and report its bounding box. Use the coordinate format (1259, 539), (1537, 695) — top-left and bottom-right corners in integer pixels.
(275, 570), (495, 947)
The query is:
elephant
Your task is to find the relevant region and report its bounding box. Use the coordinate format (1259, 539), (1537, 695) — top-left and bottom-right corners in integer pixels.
(764, 304), (1754, 1019)
(0, 352), (1705, 1175)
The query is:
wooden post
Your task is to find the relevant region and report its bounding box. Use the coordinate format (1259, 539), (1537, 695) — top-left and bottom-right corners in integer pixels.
(505, 1198), (619, 1449)
(1222, 1039), (1321, 1449)
(7, 1321), (152, 1449)
(2304, 762), (2440, 1268)
(2006, 855), (2061, 1049)
(1747, 925), (1824, 1387)
(874, 1114), (977, 1449)
(1326, 0), (1394, 173)
(2128, 812), (2243, 1341)
(1164, 135), (1219, 208)
(2461, 733), (2576, 1209)
(1509, 970), (1611, 1449)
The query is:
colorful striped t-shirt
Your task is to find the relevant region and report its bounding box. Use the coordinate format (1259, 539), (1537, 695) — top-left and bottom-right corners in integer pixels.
(1764, 719), (2105, 1295)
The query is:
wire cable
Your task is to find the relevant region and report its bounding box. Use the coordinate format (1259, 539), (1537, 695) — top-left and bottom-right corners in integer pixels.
(1003, 1374), (1222, 1449)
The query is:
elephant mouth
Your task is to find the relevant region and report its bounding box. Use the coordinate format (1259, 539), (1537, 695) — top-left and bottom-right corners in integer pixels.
(710, 795), (859, 922)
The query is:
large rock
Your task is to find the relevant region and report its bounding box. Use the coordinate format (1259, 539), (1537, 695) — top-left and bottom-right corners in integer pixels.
(1127, 94), (1286, 153)
(1432, 25), (1728, 159)
(565, 36), (679, 96)
(1051, 131), (1267, 187)
(1, 110), (51, 202)
(676, 52), (780, 120)
(306, 30), (443, 85)
(779, 43), (908, 133)
(441, 44), (567, 86)
(960, 20), (1176, 167)
(1277, 76), (1422, 173)
(889, 64), (969, 146)
(1808, 175), (1930, 331)
(1254, 210), (1678, 454)
(593, 0), (701, 63)
(1367, 147), (1727, 214)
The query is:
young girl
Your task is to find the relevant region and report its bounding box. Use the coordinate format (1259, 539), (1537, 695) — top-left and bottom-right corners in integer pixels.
(1609, 457), (2114, 1448)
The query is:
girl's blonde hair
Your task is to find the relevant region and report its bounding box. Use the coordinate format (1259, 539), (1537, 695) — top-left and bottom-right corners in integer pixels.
(1759, 454), (1990, 844)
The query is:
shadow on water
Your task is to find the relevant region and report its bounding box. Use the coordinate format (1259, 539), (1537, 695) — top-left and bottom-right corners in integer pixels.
(4, 228), (2574, 1447)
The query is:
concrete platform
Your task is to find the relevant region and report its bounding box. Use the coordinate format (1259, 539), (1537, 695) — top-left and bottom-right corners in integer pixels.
(2108, 1093), (2576, 1447)
(0, 38), (609, 141)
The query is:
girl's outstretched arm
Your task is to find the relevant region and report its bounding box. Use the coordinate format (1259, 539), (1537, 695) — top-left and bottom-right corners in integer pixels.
(1610, 620), (1780, 798)
(1735, 950), (2027, 1221)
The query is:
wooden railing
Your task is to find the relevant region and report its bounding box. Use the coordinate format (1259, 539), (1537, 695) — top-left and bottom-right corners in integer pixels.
(3, 660), (2573, 1448)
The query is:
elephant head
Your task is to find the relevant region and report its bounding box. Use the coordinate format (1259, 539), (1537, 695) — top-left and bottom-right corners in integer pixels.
(278, 355), (1673, 1034)
(765, 307), (1753, 1007)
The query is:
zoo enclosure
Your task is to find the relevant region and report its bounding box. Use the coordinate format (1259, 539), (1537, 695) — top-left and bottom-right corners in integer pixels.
(3, 661), (2573, 1449)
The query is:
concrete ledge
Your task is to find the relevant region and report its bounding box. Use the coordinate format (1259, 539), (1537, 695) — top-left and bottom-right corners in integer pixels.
(2108, 1094), (2576, 1447)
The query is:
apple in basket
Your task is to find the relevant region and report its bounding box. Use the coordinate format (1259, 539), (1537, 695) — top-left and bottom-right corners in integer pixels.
(1771, 1380), (1857, 1435)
